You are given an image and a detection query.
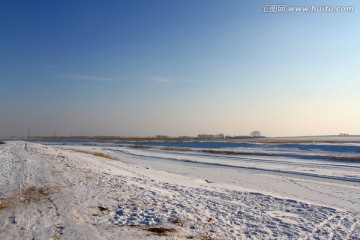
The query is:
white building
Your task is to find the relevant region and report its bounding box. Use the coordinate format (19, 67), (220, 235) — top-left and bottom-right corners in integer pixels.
(250, 131), (261, 137)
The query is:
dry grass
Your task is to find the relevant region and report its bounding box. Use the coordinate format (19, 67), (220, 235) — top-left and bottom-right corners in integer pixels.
(0, 196), (16, 211)
(329, 155), (360, 162)
(0, 186), (52, 211)
(22, 186), (50, 199)
(131, 144), (267, 156)
(0, 200), (7, 210)
(97, 206), (109, 212)
(200, 149), (248, 155)
(126, 225), (177, 237)
(170, 217), (184, 226)
(131, 145), (276, 158)
(200, 149), (285, 157)
(21, 186), (51, 204)
(145, 227), (177, 236)
(70, 149), (119, 161)
(131, 145), (154, 149)
(131, 145), (263, 156)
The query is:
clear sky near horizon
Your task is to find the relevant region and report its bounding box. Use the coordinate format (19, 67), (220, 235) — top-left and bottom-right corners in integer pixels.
(1, 0), (359, 137)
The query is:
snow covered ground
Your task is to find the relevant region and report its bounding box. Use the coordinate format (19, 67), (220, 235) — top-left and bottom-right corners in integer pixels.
(1, 141), (359, 239)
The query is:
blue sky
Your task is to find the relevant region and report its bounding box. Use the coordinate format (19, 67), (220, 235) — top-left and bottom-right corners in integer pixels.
(1, 0), (359, 137)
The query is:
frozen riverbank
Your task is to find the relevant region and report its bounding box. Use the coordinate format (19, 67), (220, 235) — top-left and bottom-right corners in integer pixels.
(1, 141), (359, 239)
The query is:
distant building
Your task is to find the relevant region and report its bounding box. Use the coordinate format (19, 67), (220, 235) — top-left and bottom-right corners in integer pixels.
(156, 135), (169, 138)
(250, 131), (261, 137)
(197, 134), (206, 139)
(179, 136), (193, 139)
(197, 134), (224, 140)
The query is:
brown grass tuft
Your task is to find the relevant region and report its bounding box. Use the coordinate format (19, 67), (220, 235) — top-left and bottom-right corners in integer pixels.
(131, 145), (154, 149)
(70, 149), (119, 160)
(98, 206), (109, 212)
(23, 186), (49, 196)
(0, 186), (52, 210)
(21, 186), (50, 203)
(145, 227), (177, 236)
(0, 200), (6, 210)
(170, 217), (184, 226)
(0, 197), (17, 210)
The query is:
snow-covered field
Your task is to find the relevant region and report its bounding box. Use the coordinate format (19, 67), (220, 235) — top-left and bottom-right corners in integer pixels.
(1, 141), (359, 239)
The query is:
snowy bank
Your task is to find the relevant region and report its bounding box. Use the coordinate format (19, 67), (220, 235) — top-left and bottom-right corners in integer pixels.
(0, 141), (359, 239)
